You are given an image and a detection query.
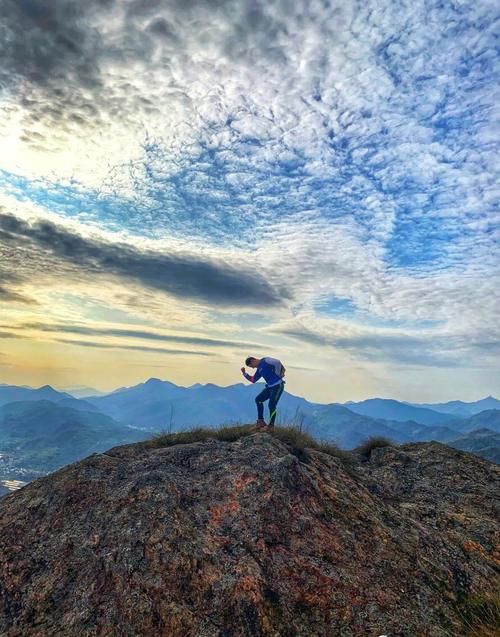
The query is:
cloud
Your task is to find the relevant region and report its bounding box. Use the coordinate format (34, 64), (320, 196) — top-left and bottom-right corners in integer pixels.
(286, 364), (321, 372)
(0, 0), (112, 147)
(272, 318), (498, 369)
(19, 321), (264, 349)
(0, 331), (22, 339)
(333, 333), (463, 368)
(54, 338), (213, 356)
(1, 1), (108, 87)
(0, 284), (36, 305)
(278, 327), (331, 348)
(0, 0), (498, 396)
(0, 266), (37, 304)
(0, 211), (288, 307)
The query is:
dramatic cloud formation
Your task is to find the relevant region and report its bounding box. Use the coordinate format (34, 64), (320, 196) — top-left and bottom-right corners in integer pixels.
(0, 211), (286, 307)
(16, 321), (264, 350)
(0, 0), (498, 400)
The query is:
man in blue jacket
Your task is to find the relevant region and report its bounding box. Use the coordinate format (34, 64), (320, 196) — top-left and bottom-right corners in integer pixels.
(241, 356), (286, 430)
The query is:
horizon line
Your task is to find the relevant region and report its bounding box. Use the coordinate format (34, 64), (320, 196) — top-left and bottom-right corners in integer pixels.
(0, 378), (497, 407)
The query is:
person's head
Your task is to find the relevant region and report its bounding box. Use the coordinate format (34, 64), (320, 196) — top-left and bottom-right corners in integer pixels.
(245, 356), (259, 368)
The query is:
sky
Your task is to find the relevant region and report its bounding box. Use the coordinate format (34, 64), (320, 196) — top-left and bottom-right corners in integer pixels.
(0, 0), (499, 403)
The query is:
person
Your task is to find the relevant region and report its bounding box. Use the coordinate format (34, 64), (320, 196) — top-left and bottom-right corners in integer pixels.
(241, 356), (286, 430)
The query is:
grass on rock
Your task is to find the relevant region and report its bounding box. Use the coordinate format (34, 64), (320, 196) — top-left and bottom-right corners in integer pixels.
(144, 423), (358, 470)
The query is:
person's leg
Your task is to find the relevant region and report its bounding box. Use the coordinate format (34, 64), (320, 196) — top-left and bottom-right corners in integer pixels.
(255, 386), (271, 423)
(268, 382), (285, 427)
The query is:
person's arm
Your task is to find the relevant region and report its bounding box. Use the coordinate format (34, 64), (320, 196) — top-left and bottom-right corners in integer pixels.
(241, 367), (263, 383)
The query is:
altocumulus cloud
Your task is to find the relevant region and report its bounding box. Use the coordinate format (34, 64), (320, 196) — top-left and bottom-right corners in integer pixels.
(0, 0), (499, 382)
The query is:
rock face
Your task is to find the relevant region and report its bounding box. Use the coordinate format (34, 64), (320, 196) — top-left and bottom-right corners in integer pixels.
(0, 433), (498, 637)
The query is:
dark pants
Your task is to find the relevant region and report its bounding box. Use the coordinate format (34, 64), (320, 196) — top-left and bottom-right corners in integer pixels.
(255, 382), (285, 426)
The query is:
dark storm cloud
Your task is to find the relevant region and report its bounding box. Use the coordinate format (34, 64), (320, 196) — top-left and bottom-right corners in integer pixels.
(0, 212), (287, 307)
(21, 322), (263, 349)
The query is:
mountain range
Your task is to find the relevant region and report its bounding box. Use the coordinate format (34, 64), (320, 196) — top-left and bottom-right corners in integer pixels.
(0, 400), (145, 473)
(0, 379), (498, 494)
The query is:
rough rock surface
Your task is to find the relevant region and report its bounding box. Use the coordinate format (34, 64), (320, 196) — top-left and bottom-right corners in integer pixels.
(0, 433), (498, 637)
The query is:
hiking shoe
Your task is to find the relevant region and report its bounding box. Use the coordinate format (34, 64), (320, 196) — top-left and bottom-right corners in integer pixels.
(255, 419), (267, 430)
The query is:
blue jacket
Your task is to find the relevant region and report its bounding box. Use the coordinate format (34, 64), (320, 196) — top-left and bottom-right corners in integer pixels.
(243, 356), (285, 388)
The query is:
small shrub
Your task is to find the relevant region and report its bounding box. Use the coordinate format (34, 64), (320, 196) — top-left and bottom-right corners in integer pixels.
(355, 436), (394, 460)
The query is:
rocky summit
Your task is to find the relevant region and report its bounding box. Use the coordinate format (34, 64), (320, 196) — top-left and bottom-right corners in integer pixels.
(0, 431), (498, 637)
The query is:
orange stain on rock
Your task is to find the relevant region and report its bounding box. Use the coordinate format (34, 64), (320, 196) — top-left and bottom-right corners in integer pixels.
(233, 473), (257, 491)
(463, 538), (500, 567)
(232, 574), (262, 604)
(208, 472), (257, 531)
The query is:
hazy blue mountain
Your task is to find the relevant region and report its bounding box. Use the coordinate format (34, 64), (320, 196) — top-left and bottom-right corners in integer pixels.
(301, 404), (404, 448)
(0, 384), (73, 407)
(342, 398), (456, 425)
(0, 384), (106, 415)
(0, 400), (147, 473)
(57, 397), (102, 412)
(87, 378), (313, 429)
(305, 410), (464, 448)
(86, 378), (190, 425)
(2, 378), (496, 491)
(84, 378), (470, 450)
(446, 409), (500, 434)
(2, 378), (497, 499)
(2, 379), (472, 449)
(0, 383), (31, 388)
(406, 424), (461, 443)
(84, 378), (470, 448)
(409, 396), (500, 417)
(448, 428), (500, 464)
(61, 385), (106, 398)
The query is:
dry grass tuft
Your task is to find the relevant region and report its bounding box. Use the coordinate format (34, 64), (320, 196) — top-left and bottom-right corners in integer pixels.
(457, 593), (500, 637)
(144, 423), (358, 473)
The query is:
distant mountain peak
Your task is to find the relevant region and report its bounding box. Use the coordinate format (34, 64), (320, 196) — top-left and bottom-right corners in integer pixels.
(145, 377), (163, 384)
